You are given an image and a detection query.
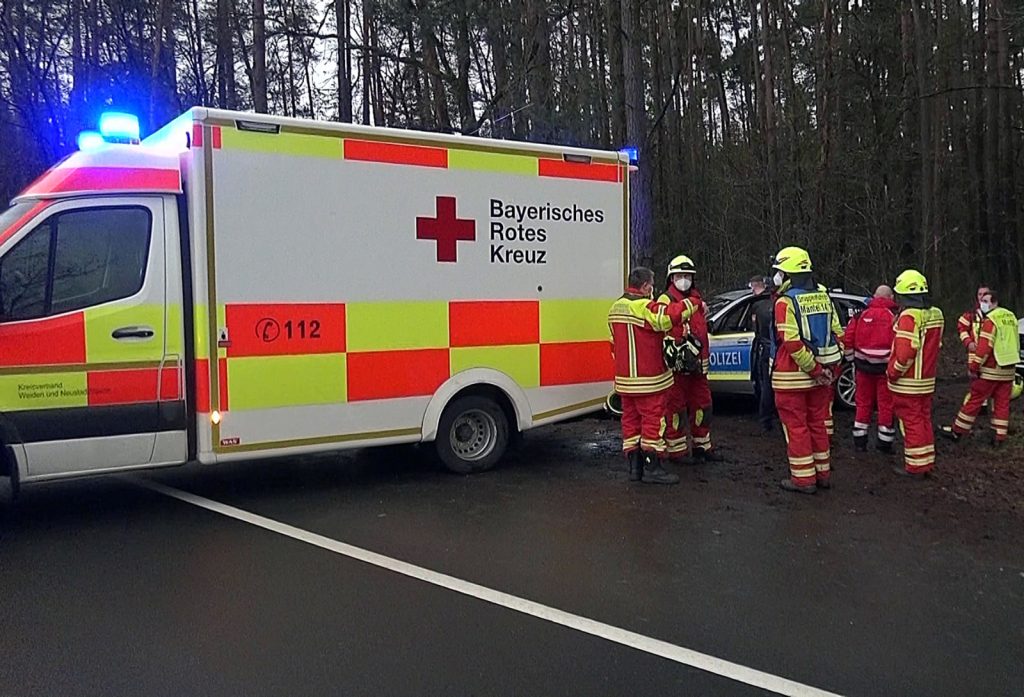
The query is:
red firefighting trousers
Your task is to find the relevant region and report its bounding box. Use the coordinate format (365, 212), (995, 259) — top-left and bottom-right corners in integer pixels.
(891, 392), (935, 474)
(775, 385), (833, 486)
(953, 378), (1012, 442)
(854, 371), (895, 444)
(663, 372), (713, 458)
(621, 391), (667, 454)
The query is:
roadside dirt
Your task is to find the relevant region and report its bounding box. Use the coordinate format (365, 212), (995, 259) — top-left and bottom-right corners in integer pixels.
(538, 354), (1024, 557)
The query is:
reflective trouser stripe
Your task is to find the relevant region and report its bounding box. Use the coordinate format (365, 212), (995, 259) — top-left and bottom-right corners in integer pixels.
(892, 392), (935, 474)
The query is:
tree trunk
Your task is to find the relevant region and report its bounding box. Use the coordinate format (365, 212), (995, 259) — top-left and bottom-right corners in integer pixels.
(253, 0), (268, 113)
(621, 0), (651, 264)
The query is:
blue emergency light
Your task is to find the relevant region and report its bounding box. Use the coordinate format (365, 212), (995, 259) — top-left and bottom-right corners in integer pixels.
(620, 146), (639, 165)
(98, 112), (141, 143)
(76, 130), (105, 151)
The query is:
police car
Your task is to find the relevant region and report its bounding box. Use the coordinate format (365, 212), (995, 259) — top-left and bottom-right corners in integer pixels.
(705, 288), (868, 408)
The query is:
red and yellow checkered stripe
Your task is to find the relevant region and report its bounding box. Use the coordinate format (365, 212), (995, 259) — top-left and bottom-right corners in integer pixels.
(196, 299), (613, 413)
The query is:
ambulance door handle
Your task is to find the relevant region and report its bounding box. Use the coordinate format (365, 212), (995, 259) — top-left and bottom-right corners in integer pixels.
(112, 326), (155, 340)
(735, 338), (751, 345)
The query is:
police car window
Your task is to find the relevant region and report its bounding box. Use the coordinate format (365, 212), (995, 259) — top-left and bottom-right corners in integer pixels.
(832, 298), (863, 327)
(0, 206), (151, 321)
(719, 301), (751, 333)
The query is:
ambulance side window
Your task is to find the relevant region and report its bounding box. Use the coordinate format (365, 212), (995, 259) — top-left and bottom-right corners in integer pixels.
(0, 206), (151, 321)
(0, 227), (50, 320)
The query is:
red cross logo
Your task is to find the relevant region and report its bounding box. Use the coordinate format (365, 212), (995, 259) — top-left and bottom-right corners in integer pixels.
(416, 196), (476, 263)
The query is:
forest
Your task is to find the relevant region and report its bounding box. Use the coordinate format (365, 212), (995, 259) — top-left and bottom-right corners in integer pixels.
(0, 0), (1021, 307)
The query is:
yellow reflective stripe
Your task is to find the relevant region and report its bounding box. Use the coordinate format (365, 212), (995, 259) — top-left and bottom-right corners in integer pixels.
(0, 372), (88, 411)
(448, 149), (537, 176)
(221, 127), (342, 157)
(627, 325), (638, 376)
(979, 367), (1016, 381)
(193, 303), (226, 358)
(346, 301), (448, 351)
(84, 304), (165, 363)
(608, 314), (646, 327)
(791, 466), (817, 478)
(544, 299), (616, 343)
(227, 354), (347, 410)
(450, 345), (539, 388)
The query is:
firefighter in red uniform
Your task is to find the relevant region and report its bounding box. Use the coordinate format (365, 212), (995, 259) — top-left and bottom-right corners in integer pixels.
(608, 267), (685, 485)
(956, 284), (992, 411)
(887, 270), (944, 478)
(957, 285), (990, 367)
(770, 247), (845, 494)
(844, 285), (898, 452)
(657, 255), (724, 462)
(942, 290), (1019, 446)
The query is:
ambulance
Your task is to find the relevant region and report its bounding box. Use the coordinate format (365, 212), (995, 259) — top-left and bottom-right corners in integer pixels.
(0, 109), (628, 490)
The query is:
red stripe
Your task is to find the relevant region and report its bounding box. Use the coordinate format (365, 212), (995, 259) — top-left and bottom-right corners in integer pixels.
(159, 366), (182, 401)
(218, 357), (229, 410)
(191, 124), (204, 148)
(0, 313), (87, 367)
(538, 159), (620, 183)
(195, 358), (228, 411)
(87, 369), (159, 406)
(0, 200), (49, 247)
(449, 301), (539, 347)
(225, 303), (346, 357)
(212, 126), (222, 149)
(344, 139), (448, 168)
(347, 349), (449, 401)
(22, 167), (181, 196)
(540, 341), (614, 386)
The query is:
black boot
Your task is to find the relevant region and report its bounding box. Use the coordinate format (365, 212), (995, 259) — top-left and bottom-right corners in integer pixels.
(627, 450), (642, 482)
(780, 478), (817, 494)
(854, 435), (868, 452)
(641, 453), (680, 485)
(694, 447), (724, 463)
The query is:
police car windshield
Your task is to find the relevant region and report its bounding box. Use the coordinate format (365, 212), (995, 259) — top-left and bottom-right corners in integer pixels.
(707, 291), (747, 317)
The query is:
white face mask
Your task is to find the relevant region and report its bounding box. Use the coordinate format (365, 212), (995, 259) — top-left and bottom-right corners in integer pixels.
(773, 271), (785, 287)
(979, 301), (992, 313)
(674, 277), (692, 292)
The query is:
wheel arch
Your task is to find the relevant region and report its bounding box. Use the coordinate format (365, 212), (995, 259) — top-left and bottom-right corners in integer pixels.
(420, 369), (531, 442)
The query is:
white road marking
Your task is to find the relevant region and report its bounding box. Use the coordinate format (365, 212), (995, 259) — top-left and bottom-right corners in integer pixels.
(132, 477), (843, 697)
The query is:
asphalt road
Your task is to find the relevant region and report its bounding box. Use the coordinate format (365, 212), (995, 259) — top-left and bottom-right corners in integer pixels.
(1, 418), (1022, 697)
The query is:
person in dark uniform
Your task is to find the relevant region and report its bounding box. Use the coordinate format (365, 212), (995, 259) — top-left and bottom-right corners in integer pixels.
(748, 276), (777, 432)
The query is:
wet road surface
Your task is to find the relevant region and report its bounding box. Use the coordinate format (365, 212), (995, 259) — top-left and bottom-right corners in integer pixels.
(1, 417), (1022, 696)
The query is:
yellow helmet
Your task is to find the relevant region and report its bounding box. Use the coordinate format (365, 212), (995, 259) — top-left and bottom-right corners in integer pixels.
(772, 246), (812, 274)
(667, 254), (696, 276)
(894, 269), (929, 295)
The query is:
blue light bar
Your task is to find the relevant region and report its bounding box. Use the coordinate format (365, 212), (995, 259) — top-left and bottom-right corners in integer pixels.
(77, 130), (105, 151)
(99, 112), (141, 142)
(620, 146), (639, 165)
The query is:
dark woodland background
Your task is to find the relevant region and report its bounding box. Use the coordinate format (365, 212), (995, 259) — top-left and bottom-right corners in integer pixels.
(1, 0), (1021, 308)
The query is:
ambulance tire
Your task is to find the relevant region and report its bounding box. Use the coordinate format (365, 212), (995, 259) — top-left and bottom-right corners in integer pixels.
(436, 395), (510, 474)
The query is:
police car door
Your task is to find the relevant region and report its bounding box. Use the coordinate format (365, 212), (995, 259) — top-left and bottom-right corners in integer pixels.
(708, 299), (754, 394)
(0, 197), (184, 480)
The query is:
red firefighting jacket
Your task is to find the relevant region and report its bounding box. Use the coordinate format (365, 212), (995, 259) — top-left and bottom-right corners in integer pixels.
(608, 289), (683, 395)
(887, 306), (945, 395)
(771, 282), (845, 391)
(657, 285), (709, 373)
(957, 307), (982, 350)
(844, 296), (897, 373)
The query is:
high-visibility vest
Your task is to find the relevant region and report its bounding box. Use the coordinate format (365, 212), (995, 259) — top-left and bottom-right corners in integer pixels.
(783, 287), (843, 366)
(988, 307), (1021, 368)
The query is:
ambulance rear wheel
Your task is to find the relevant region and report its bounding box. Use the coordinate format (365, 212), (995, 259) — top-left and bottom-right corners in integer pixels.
(437, 396), (509, 474)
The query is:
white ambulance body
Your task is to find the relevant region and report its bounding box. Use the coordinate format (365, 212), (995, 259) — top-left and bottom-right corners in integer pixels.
(0, 108), (627, 486)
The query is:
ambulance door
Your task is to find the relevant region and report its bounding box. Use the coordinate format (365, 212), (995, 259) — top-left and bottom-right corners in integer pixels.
(0, 197), (178, 479)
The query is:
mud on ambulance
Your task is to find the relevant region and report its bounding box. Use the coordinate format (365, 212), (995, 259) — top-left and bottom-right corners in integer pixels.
(0, 109), (628, 490)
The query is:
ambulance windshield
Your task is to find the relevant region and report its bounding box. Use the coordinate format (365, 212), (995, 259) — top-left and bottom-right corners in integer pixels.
(0, 202), (33, 236)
